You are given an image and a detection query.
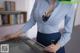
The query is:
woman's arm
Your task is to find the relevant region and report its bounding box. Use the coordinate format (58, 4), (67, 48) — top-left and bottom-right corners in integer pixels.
(20, 0), (37, 33)
(57, 5), (76, 47)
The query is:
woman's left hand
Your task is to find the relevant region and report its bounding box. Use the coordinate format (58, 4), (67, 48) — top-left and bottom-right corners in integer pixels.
(44, 44), (61, 53)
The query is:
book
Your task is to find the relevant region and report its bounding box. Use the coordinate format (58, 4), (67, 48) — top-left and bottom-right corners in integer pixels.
(14, 14), (18, 24)
(23, 14), (27, 23)
(1, 15), (9, 25)
(20, 14), (24, 24)
(17, 14), (21, 24)
(9, 14), (17, 24)
(9, 14), (14, 24)
(10, 1), (16, 11)
(4, 1), (11, 11)
(16, 14), (27, 24)
(0, 15), (2, 26)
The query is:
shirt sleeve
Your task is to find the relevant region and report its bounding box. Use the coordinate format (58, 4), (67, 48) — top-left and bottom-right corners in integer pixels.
(20, 0), (37, 33)
(57, 5), (76, 47)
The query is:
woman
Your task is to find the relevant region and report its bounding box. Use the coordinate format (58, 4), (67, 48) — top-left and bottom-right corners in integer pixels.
(0, 0), (75, 53)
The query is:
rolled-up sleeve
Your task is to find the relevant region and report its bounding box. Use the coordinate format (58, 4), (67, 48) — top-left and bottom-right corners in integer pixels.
(21, 1), (37, 33)
(57, 5), (76, 47)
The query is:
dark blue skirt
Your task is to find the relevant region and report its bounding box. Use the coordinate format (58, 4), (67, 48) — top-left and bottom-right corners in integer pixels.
(36, 32), (65, 53)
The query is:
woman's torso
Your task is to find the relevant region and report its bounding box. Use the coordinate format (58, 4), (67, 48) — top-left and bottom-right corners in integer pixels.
(33, 0), (72, 34)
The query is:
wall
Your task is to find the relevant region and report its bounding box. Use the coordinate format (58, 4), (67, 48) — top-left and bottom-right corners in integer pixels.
(75, 4), (80, 26)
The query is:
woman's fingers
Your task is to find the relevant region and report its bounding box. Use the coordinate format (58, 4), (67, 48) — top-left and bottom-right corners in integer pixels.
(0, 31), (22, 41)
(44, 47), (55, 53)
(0, 35), (12, 41)
(0, 34), (18, 41)
(5, 34), (20, 40)
(0, 35), (5, 40)
(43, 44), (58, 53)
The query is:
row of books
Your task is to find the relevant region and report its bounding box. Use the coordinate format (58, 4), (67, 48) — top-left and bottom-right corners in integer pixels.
(4, 1), (16, 11)
(0, 14), (27, 26)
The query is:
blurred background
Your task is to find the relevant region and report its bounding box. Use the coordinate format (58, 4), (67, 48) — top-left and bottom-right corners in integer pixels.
(0, 0), (80, 53)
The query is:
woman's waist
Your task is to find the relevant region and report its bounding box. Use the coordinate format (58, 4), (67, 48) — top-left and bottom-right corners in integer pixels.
(38, 30), (59, 34)
(37, 31), (61, 35)
(38, 27), (60, 34)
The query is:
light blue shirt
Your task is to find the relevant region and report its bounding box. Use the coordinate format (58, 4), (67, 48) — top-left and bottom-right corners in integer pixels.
(21, 0), (75, 47)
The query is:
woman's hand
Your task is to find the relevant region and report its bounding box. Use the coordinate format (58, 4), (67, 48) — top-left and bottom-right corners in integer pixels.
(0, 31), (22, 41)
(44, 44), (61, 53)
(3, 33), (20, 40)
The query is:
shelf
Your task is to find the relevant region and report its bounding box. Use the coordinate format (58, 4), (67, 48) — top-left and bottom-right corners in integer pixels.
(0, 11), (27, 14)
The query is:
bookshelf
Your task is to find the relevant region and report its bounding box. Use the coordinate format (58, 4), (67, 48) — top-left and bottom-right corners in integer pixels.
(0, 1), (27, 27)
(0, 11), (27, 26)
